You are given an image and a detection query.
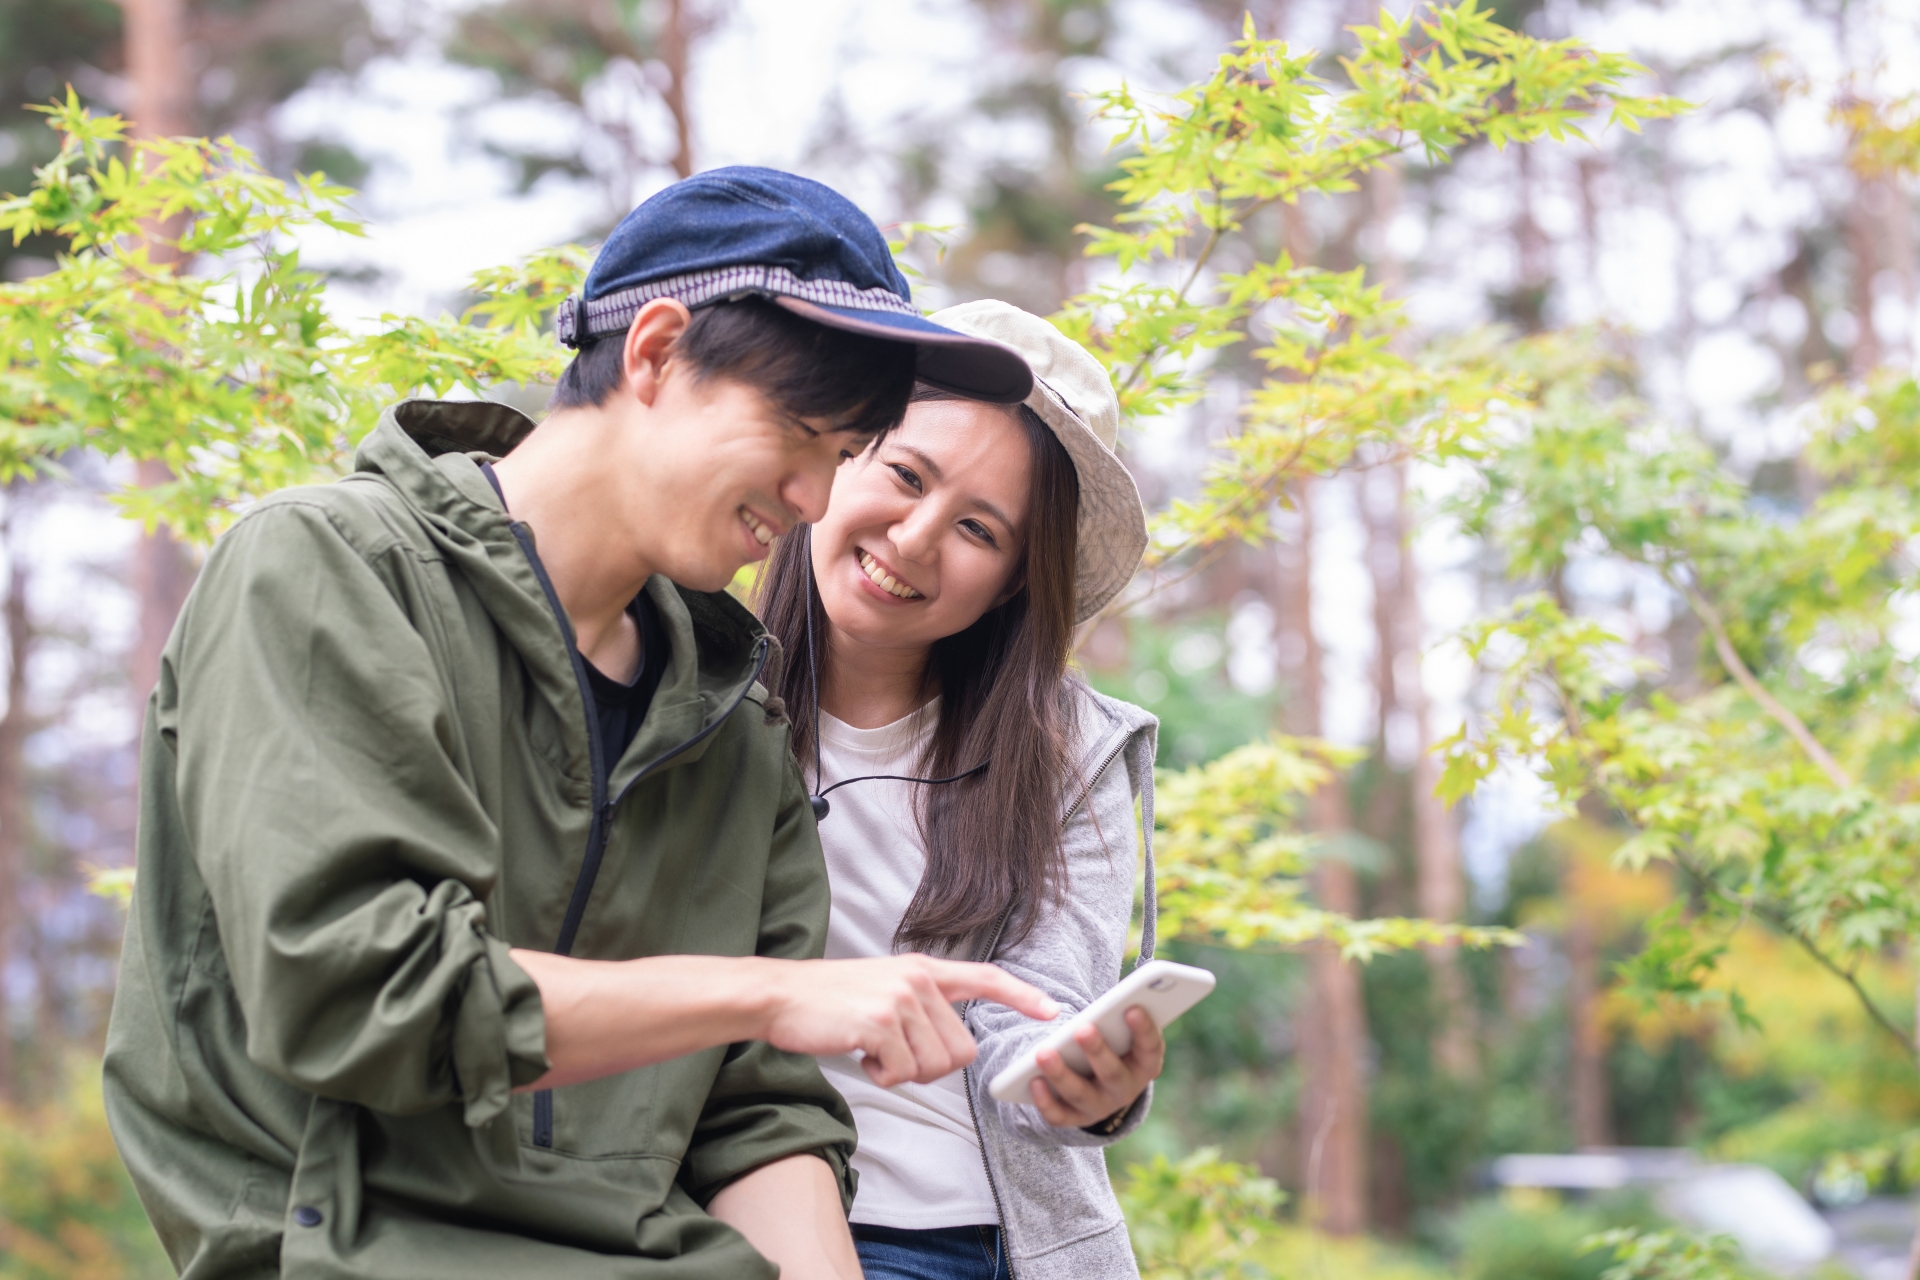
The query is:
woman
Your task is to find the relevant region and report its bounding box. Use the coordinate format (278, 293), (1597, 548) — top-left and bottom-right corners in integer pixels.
(756, 300), (1164, 1280)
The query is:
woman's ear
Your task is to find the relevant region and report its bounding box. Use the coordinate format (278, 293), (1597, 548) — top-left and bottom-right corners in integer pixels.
(988, 569), (1027, 611)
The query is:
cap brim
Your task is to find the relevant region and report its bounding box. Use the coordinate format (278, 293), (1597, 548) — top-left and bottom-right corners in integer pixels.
(772, 297), (1034, 404)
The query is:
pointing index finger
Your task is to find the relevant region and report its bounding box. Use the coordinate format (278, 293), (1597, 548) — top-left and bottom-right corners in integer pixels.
(927, 960), (1060, 1021)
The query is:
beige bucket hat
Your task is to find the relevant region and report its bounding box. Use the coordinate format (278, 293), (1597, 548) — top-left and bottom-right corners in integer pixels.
(928, 300), (1148, 625)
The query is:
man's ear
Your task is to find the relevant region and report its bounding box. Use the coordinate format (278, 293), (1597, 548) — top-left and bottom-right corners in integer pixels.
(621, 298), (694, 407)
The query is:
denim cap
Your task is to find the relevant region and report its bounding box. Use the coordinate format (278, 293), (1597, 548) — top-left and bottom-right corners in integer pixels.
(558, 166), (1034, 404)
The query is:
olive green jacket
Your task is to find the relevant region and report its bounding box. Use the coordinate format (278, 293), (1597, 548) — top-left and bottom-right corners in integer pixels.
(103, 399), (855, 1279)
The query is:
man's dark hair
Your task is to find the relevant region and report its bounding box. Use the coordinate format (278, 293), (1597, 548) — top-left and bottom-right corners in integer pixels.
(549, 296), (916, 442)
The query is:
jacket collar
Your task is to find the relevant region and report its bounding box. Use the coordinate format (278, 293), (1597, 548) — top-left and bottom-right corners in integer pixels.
(611, 577), (776, 793)
(353, 399), (777, 788)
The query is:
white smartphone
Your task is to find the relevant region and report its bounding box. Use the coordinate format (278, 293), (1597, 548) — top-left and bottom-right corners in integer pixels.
(987, 960), (1216, 1105)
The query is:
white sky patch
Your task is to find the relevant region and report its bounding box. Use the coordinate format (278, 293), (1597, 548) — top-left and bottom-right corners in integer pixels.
(1226, 594), (1279, 695)
(1687, 330), (1783, 414)
(1461, 760), (1560, 914)
(1889, 591), (1920, 663)
(1310, 472), (1377, 748)
(4, 486), (139, 755)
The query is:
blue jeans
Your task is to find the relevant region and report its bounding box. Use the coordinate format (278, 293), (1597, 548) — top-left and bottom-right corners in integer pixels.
(852, 1224), (1005, 1280)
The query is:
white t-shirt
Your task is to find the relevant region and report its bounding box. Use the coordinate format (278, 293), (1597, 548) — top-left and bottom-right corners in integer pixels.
(812, 702), (1001, 1230)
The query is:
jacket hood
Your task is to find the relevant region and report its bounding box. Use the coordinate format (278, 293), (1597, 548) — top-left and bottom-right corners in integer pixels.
(1065, 679), (1157, 787)
(351, 399), (778, 791)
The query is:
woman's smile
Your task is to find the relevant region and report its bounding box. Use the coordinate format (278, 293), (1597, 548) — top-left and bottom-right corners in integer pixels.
(855, 547), (924, 600)
(810, 399), (1032, 653)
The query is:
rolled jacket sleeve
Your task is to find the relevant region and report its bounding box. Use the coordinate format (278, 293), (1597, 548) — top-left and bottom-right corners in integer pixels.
(677, 752), (859, 1210)
(167, 501), (548, 1126)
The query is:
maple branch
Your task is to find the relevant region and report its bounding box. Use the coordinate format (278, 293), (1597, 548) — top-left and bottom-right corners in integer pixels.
(1674, 580), (1854, 790)
(1756, 902), (1915, 1063)
(1663, 848), (1914, 1064)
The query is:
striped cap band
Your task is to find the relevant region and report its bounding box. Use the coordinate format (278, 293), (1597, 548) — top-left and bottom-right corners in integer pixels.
(557, 263), (920, 347)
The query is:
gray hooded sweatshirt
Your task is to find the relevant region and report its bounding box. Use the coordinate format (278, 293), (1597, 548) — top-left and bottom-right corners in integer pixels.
(960, 682), (1159, 1280)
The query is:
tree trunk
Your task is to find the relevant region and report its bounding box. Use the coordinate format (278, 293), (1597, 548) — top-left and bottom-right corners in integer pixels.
(1510, 144), (1550, 333)
(1303, 820), (1368, 1235)
(131, 460), (198, 711)
(1848, 178), (1885, 376)
(1547, 565), (1614, 1147)
(122, 0), (195, 138)
(1566, 899), (1612, 1147)
(1361, 463), (1408, 876)
(1883, 178), (1915, 368)
(1575, 155), (1603, 316)
(1359, 166), (1475, 1074)
(1279, 478), (1369, 1236)
(1373, 463), (1478, 1078)
(120, 0), (201, 711)
(660, 0), (695, 179)
(0, 488), (32, 1104)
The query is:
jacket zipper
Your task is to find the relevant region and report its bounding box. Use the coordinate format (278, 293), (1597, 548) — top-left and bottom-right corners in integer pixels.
(510, 523), (771, 1148)
(959, 734), (1133, 1279)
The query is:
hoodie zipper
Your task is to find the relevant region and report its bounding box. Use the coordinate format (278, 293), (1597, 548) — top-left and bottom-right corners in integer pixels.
(959, 733), (1133, 1279)
(510, 523), (771, 1148)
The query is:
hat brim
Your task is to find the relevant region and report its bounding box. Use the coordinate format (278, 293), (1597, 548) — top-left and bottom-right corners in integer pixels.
(1023, 380), (1150, 625)
(772, 297), (1034, 404)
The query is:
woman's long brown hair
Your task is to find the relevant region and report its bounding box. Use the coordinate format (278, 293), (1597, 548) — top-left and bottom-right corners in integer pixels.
(755, 385), (1084, 955)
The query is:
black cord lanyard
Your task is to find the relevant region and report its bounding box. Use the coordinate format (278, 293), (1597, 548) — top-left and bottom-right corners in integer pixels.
(801, 526), (987, 821)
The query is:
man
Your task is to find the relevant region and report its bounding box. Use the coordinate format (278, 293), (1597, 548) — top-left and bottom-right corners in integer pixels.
(104, 168), (1054, 1280)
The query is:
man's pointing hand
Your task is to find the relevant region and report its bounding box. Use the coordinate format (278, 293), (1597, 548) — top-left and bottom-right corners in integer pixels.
(760, 955), (1057, 1087)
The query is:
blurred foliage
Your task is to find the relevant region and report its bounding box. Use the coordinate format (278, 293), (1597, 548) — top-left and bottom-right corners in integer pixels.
(1766, 50), (1920, 181)
(1120, 1147), (1284, 1279)
(895, 0), (1128, 314)
(0, 5), (120, 194)
(1056, 4), (1683, 617)
(1135, 756), (1915, 1230)
(1713, 1100), (1894, 1193)
(1629, 930), (1920, 1134)
(1153, 735), (1522, 957)
(0, 98), (585, 540)
(1448, 1192), (1662, 1280)
(0, 1065), (167, 1279)
(1363, 950), (1495, 1203)
(0, 0), (381, 281)
(1834, 92), (1920, 179)
(1109, 941), (1304, 1171)
(1815, 1125), (1920, 1205)
(1442, 340), (1920, 1074)
(1695, 928), (1920, 1187)
(443, 0), (715, 213)
(449, 0), (665, 120)
(1248, 1224), (1448, 1280)
(1085, 614), (1279, 769)
(1579, 1228), (1747, 1280)
(82, 865), (136, 907)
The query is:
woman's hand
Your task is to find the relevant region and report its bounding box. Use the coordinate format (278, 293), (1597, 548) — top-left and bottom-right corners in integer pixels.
(1027, 1006), (1165, 1130)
